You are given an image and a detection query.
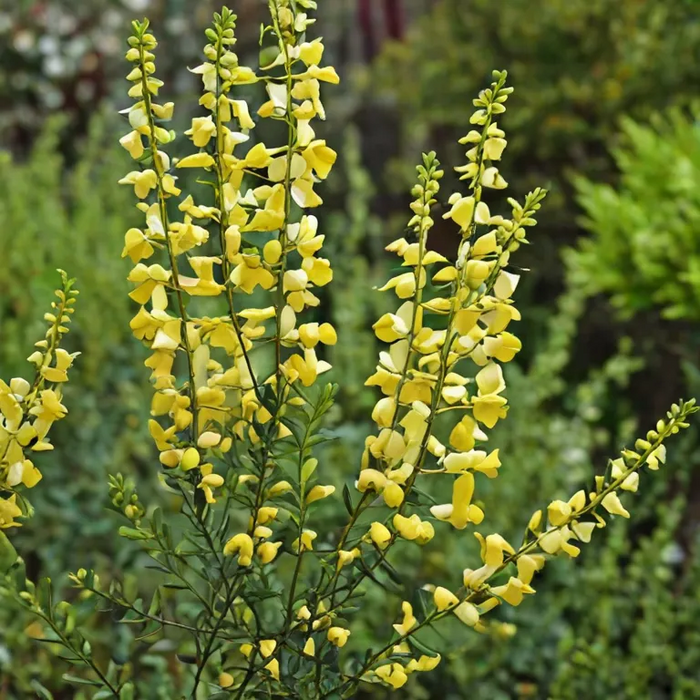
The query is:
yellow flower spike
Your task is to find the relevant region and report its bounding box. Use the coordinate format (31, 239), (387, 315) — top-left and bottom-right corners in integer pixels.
(433, 586), (459, 612)
(239, 643), (253, 659)
(303, 637), (316, 656)
(393, 601), (417, 636)
(368, 522), (392, 549)
(327, 627), (351, 648)
(223, 533), (254, 566)
(305, 485), (335, 504)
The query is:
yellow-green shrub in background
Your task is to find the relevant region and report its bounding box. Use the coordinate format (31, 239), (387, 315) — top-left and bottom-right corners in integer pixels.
(574, 108), (700, 320)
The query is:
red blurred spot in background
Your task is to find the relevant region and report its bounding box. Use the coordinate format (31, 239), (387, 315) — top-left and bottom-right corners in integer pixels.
(359, 0), (403, 60)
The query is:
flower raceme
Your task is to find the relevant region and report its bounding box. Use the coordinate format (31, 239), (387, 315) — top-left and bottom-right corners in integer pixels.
(4, 3), (696, 699)
(0, 272), (78, 530)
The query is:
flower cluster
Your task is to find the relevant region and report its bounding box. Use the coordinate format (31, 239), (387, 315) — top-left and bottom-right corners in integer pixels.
(119, 0), (339, 557)
(0, 271), (78, 529)
(326, 73), (543, 687)
(11, 4), (693, 699)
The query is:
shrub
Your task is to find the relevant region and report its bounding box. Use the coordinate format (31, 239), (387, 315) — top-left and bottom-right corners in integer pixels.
(573, 108), (700, 321)
(0, 3), (696, 698)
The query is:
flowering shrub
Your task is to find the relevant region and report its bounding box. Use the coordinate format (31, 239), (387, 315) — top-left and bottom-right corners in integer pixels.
(0, 3), (696, 698)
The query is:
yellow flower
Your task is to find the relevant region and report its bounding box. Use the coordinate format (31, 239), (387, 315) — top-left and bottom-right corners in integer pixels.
(327, 626), (351, 647)
(185, 115), (216, 147)
(474, 532), (515, 567)
(376, 663), (408, 689)
(119, 130), (144, 159)
(393, 513), (434, 544)
(259, 639), (277, 658)
(305, 484), (335, 504)
(265, 658), (280, 681)
(430, 473), (484, 529)
(218, 672), (234, 689)
(368, 521), (392, 549)
(406, 654), (441, 673)
(490, 576), (535, 606)
(393, 601), (417, 636)
(223, 533), (254, 566)
(293, 529), (317, 552)
(433, 586), (459, 611)
(118, 169), (157, 199)
(0, 494), (22, 529)
(601, 492), (630, 518)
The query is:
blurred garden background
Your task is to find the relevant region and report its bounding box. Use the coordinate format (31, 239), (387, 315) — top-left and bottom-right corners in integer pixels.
(2, 0), (700, 697)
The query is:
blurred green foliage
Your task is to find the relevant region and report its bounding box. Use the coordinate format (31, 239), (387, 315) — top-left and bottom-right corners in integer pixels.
(0, 115), (155, 697)
(374, 0), (700, 290)
(574, 109), (700, 320)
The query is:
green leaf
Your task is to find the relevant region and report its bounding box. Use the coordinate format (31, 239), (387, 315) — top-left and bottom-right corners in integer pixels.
(29, 680), (54, 699)
(118, 526), (154, 541)
(119, 682), (135, 700)
(301, 457), (318, 484)
(0, 530), (17, 574)
(342, 484), (354, 515)
(409, 635), (440, 657)
(62, 674), (103, 687)
(176, 653), (198, 664)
